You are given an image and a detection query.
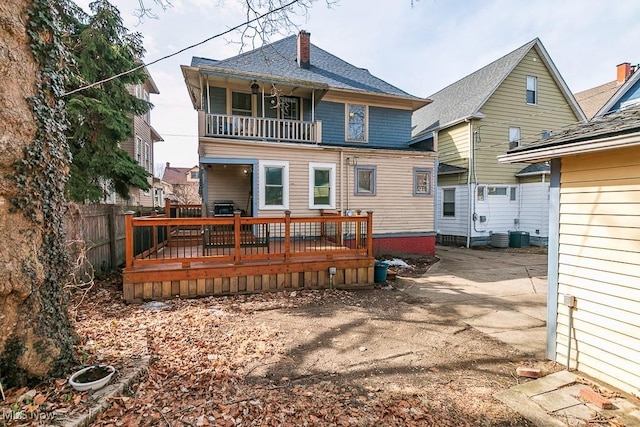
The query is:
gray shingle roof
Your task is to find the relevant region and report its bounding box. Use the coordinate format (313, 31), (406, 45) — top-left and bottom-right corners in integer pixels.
(508, 106), (640, 153)
(516, 163), (549, 176)
(438, 163), (467, 175)
(191, 35), (421, 99)
(412, 39), (538, 136)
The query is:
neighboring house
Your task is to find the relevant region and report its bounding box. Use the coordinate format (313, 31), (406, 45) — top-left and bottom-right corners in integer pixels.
(498, 106), (640, 398)
(104, 67), (163, 207)
(181, 31), (437, 255)
(161, 162), (202, 205)
(412, 38), (586, 247)
(575, 62), (640, 119)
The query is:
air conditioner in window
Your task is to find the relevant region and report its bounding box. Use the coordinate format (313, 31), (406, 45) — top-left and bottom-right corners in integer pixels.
(508, 141), (519, 150)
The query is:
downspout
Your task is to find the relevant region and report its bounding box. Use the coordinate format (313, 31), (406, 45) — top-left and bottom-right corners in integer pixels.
(466, 120), (473, 248)
(340, 149), (344, 213)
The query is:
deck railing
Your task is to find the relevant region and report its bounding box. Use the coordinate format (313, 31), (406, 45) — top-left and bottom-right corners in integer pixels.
(124, 210), (373, 269)
(200, 112), (322, 144)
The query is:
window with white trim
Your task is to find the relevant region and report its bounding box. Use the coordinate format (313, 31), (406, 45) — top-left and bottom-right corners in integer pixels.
(510, 187), (517, 201)
(259, 160), (289, 210)
(135, 136), (142, 164)
(355, 165), (376, 195)
(309, 162), (336, 209)
(232, 91), (252, 116)
(477, 185), (486, 201)
(488, 186), (508, 196)
(346, 104), (367, 142)
(413, 168), (432, 196)
(144, 142), (151, 172)
(442, 188), (455, 217)
(526, 76), (537, 105)
(509, 127), (521, 149)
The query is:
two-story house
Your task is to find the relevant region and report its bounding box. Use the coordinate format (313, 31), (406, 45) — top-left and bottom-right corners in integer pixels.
(181, 31), (437, 256)
(575, 62), (640, 119)
(161, 162), (202, 205)
(105, 67), (163, 208)
(412, 38), (586, 247)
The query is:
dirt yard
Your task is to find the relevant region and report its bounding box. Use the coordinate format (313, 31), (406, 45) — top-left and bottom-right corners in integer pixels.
(1, 263), (558, 426)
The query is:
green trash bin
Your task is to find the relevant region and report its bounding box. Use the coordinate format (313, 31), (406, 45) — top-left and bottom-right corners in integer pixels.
(509, 231), (530, 248)
(374, 261), (389, 283)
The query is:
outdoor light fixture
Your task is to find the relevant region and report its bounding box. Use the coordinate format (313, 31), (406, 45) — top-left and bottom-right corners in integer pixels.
(250, 80), (259, 95)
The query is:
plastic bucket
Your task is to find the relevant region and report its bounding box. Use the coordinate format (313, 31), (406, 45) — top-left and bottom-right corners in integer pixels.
(374, 261), (389, 283)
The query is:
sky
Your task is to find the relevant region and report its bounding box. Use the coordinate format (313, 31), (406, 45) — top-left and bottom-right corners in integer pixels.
(75, 0), (640, 174)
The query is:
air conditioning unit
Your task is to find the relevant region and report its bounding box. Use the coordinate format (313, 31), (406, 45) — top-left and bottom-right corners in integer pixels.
(508, 141), (519, 150)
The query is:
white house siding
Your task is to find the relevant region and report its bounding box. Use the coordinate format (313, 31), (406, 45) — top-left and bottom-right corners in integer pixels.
(555, 146), (640, 397)
(201, 139), (436, 236)
(437, 185), (469, 242)
(518, 182), (549, 244)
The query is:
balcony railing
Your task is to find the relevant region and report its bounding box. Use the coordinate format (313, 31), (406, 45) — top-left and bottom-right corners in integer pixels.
(199, 112), (322, 144)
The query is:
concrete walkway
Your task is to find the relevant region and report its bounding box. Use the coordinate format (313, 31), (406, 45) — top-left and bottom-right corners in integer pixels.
(397, 245), (549, 358)
(397, 245), (640, 426)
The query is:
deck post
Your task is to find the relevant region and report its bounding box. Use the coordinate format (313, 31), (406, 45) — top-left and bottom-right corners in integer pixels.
(233, 210), (242, 264)
(284, 210), (291, 262)
(124, 211), (135, 269)
(366, 211), (374, 258)
(355, 210), (362, 248)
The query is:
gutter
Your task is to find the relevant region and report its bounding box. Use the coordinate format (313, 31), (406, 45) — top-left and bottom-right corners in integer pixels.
(498, 133), (640, 163)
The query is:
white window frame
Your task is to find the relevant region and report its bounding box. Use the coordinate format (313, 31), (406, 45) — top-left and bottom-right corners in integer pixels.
(308, 162), (336, 209)
(135, 136), (142, 164)
(259, 160), (289, 210)
(488, 186), (508, 196)
(144, 142), (151, 172)
(509, 187), (517, 202)
(345, 104), (368, 142)
(477, 185), (486, 202)
(442, 188), (455, 218)
(526, 76), (537, 105)
(509, 127), (521, 148)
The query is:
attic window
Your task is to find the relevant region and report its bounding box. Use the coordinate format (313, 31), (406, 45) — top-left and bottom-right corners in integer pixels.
(526, 76), (537, 105)
(346, 104), (367, 142)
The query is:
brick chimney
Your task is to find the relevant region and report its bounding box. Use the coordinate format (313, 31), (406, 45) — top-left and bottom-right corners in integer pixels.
(617, 62), (633, 84)
(297, 30), (310, 69)
(166, 162), (170, 169)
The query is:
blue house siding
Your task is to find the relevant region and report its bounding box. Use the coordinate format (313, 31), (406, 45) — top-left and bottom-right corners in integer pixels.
(315, 101), (411, 147)
(369, 107), (411, 147)
(612, 80), (640, 111)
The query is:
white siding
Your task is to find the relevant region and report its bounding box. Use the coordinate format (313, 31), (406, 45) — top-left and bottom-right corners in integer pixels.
(556, 146), (640, 397)
(472, 183), (519, 237)
(519, 182), (549, 238)
(437, 185), (468, 237)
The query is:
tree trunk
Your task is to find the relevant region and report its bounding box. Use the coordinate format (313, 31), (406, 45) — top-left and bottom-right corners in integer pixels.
(0, 0), (76, 386)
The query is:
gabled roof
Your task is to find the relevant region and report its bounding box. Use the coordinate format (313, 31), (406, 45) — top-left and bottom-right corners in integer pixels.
(438, 163), (467, 175)
(515, 163), (549, 176)
(594, 70), (640, 118)
(498, 106), (640, 163)
(187, 34), (426, 104)
(574, 80), (620, 119)
(412, 38), (586, 137)
(163, 165), (196, 185)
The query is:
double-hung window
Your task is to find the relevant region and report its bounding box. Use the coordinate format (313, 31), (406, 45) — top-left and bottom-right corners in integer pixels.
(442, 188), (455, 217)
(526, 76), (537, 105)
(259, 160), (289, 210)
(232, 92), (252, 116)
(309, 162), (335, 209)
(346, 104), (367, 142)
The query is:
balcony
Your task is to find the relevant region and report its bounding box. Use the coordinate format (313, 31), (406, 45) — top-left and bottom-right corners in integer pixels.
(199, 112), (322, 144)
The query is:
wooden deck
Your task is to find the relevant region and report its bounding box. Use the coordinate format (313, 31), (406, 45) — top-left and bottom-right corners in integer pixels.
(123, 209), (375, 302)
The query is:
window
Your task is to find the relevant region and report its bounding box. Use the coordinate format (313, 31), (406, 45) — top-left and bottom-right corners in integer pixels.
(413, 168), (432, 196)
(346, 104), (367, 141)
(488, 186), (508, 196)
(190, 170), (199, 180)
(442, 188), (455, 217)
(309, 162), (336, 209)
(144, 142), (151, 172)
(280, 96), (300, 120)
(355, 166), (376, 195)
(509, 127), (521, 148)
(259, 160), (289, 209)
(510, 187), (517, 201)
(477, 185), (486, 201)
(232, 92), (252, 116)
(135, 136), (142, 164)
(526, 76), (537, 104)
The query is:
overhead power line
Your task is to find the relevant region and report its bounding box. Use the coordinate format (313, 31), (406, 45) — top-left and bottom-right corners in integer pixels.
(62, 0), (302, 97)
